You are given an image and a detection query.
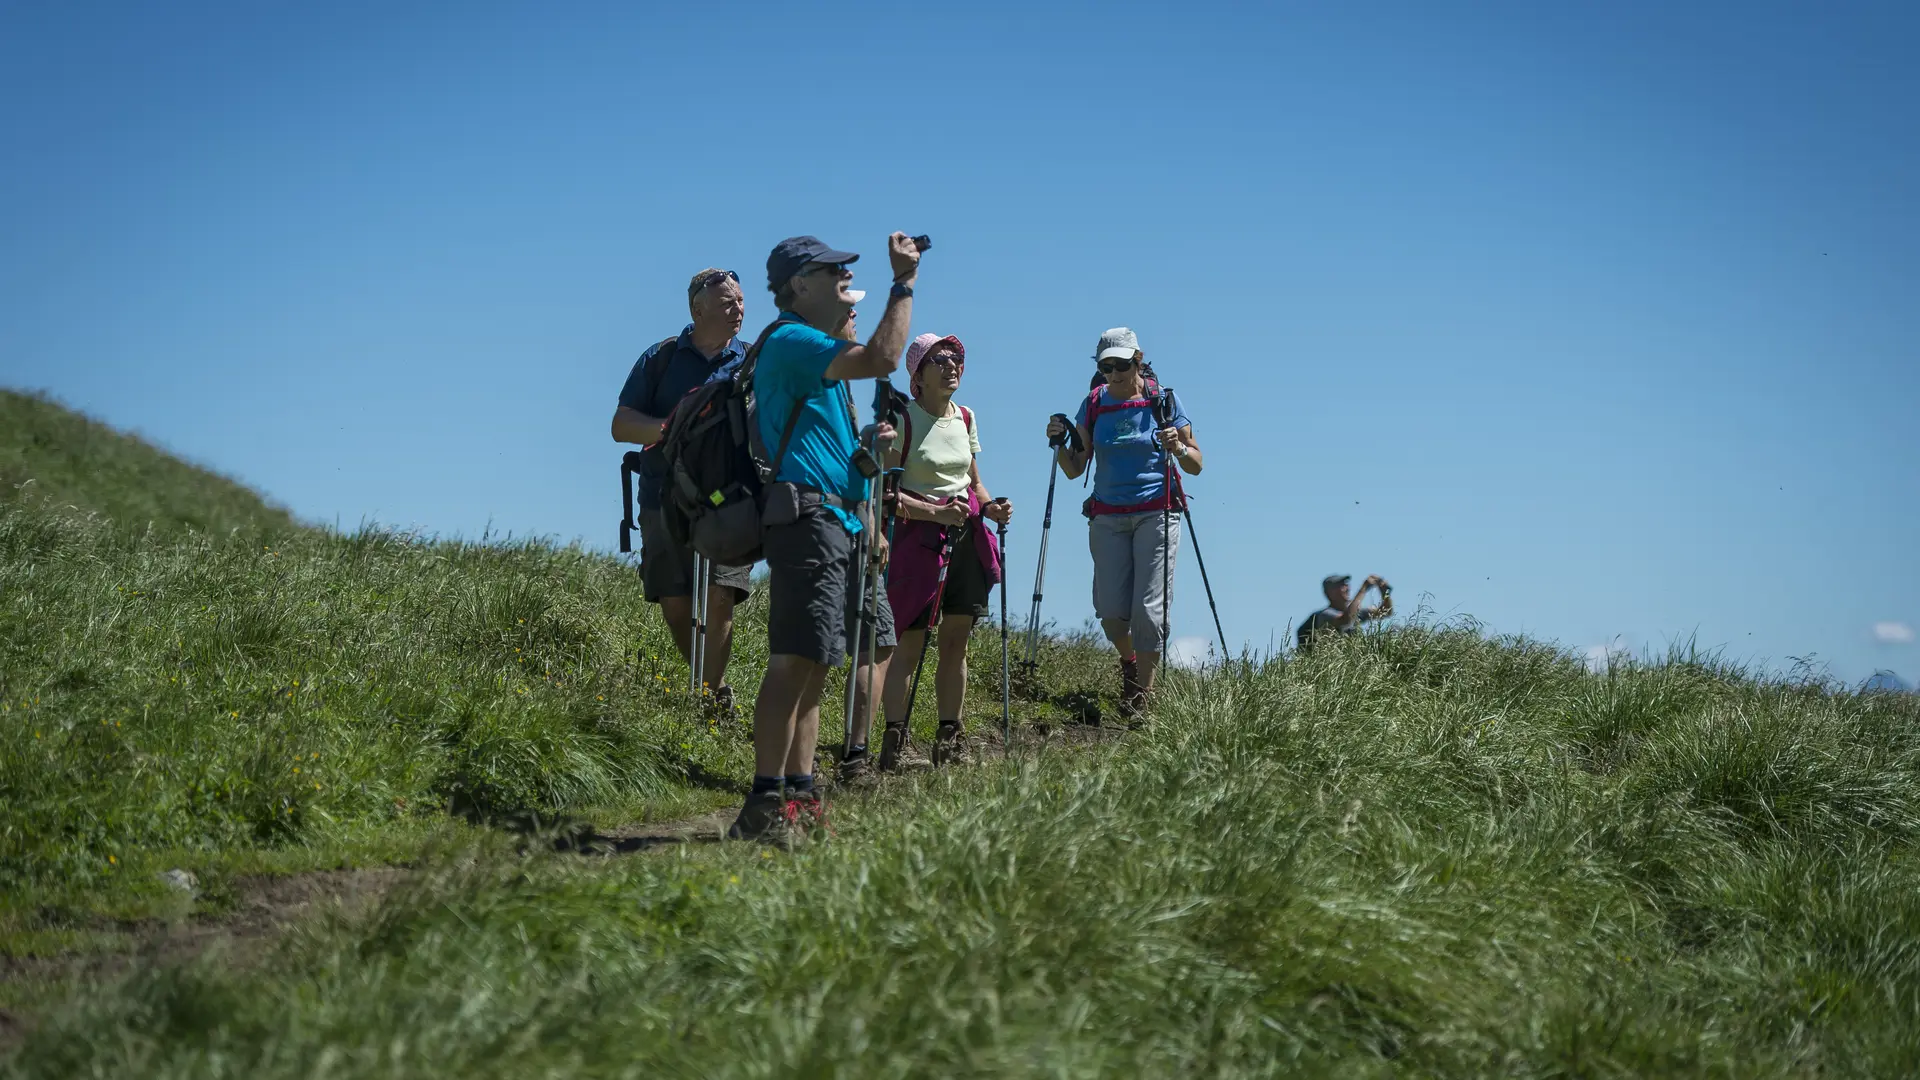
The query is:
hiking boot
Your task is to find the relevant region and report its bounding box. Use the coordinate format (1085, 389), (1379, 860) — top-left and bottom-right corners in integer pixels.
(705, 683), (737, 720)
(931, 722), (963, 767)
(1118, 657), (1147, 723)
(726, 790), (789, 844)
(782, 791), (831, 838)
(838, 749), (874, 787)
(877, 724), (909, 772)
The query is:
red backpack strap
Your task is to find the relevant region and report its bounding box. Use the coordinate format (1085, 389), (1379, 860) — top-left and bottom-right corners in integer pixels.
(959, 405), (973, 434)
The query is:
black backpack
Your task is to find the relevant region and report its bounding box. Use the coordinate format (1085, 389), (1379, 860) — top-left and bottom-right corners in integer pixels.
(651, 315), (808, 567)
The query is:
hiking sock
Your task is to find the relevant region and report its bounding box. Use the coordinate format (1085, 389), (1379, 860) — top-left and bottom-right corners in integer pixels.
(751, 775), (783, 797)
(783, 773), (815, 795)
(845, 743), (868, 758)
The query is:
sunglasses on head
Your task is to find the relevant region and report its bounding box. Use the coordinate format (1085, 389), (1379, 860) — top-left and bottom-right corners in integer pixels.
(1097, 355), (1137, 374)
(689, 269), (740, 298)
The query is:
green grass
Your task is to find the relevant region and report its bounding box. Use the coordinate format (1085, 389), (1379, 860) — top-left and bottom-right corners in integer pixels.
(7, 392), (1920, 1076)
(1, 390), (294, 536)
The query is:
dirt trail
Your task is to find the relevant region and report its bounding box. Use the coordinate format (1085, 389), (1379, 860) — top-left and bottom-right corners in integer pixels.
(1, 719), (1119, 1048)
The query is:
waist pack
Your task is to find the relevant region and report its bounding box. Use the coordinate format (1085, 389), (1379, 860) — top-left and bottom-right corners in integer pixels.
(652, 315), (807, 567)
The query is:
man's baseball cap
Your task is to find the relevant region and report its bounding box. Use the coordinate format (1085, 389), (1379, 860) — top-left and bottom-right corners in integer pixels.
(1322, 574), (1351, 590)
(1095, 327), (1140, 361)
(767, 235), (859, 292)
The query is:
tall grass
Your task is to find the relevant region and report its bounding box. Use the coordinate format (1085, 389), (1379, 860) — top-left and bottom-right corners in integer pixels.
(8, 392), (1920, 1075)
(12, 628), (1920, 1076)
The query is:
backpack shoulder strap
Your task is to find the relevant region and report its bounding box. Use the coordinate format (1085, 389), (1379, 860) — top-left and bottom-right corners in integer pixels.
(960, 405), (973, 434)
(742, 314), (812, 477)
(640, 335), (679, 412)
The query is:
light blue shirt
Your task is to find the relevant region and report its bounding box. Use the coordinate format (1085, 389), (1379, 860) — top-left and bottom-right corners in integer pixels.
(1074, 385), (1191, 508)
(753, 313), (866, 533)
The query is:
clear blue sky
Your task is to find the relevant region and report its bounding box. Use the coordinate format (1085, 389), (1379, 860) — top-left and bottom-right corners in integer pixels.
(3, 2), (1915, 685)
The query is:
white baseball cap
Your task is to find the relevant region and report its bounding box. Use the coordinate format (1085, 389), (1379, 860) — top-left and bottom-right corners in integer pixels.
(1095, 327), (1140, 361)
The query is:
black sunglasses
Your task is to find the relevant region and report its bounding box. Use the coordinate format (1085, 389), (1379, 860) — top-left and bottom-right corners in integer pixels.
(688, 269), (740, 298)
(1097, 356), (1137, 374)
(925, 351), (963, 368)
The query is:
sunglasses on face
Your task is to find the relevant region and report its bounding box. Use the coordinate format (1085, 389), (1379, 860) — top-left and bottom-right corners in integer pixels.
(797, 262), (850, 278)
(1097, 356), (1136, 374)
(689, 269), (740, 298)
(924, 351), (963, 369)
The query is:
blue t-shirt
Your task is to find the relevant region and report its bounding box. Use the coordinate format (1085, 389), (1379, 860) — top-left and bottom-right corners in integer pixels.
(616, 326), (746, 509)
(754, 313), (865, 533)
(1074, 386), (1191, 508)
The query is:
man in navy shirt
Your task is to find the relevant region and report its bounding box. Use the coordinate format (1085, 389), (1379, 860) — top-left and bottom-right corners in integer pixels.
(611, 268), (753, 713)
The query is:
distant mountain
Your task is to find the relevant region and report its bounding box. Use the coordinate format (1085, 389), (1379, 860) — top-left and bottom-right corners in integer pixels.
(1863, 670), (1914, 693)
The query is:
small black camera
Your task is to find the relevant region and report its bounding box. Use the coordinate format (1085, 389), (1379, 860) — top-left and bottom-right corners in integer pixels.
(910, 234), (932, 253)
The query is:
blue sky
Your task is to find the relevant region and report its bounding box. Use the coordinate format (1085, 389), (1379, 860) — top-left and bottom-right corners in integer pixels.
(3, 2), (1915, 684)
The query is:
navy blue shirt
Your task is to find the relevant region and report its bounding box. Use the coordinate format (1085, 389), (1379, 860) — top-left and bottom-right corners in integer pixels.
(617, 325), (746, 509)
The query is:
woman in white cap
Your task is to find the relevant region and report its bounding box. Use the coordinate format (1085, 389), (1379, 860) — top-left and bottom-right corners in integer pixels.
(1044, 327), (1202, 721)
(874, 332), (1012, 770)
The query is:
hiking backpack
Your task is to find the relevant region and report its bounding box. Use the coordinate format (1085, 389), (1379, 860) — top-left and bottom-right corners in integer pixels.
(650, 315), (807, 567)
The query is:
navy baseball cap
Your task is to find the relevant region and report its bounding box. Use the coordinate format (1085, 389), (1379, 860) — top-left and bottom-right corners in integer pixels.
(1322, 574), (1351, 590)
(766, 235), (859, 291)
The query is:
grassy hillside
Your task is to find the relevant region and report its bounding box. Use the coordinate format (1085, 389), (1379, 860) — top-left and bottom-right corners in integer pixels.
(0, 393), (1095, 911)
(7, 394), (1920, 1076)
(0, 390), (294, 535)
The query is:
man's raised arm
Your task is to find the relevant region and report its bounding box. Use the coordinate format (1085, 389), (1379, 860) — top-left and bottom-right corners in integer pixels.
(825, 232), (921, 381)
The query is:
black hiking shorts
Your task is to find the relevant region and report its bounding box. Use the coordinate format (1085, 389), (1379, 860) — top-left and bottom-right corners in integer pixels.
(639, 506), (753, 604)
(763, 504), (895, 667)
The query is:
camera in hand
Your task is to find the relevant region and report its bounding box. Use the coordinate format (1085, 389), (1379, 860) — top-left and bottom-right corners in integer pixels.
(910, 234), (932, 253)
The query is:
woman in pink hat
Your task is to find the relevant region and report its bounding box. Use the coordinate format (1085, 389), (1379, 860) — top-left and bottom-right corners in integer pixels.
(875, 332), (1012, 770)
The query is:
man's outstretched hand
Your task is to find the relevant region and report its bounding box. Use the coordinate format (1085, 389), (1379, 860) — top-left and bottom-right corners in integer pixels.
(887, 232), (921, 283)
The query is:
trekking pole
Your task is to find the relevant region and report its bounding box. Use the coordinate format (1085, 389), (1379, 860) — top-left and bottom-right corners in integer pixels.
(858, 379), (907, 753)
(1174, 473), (1228, 664)
(997, 510), (1011, 750)
(841, 525), (869, 752)
(1022, 416), (1077, 674)
(903, 523), (956, 726)
(698, 549), (714, 691)
(1154, 392), (1177, 667)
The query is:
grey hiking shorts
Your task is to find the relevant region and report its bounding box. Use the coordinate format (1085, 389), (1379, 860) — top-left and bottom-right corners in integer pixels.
(1088, 510), (1180, 655)
(763, 504), (896, 667)
(639, 506), (753, 604)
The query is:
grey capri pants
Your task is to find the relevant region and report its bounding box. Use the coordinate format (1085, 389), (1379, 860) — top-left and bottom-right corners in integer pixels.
(1088, 510), (1181, 655)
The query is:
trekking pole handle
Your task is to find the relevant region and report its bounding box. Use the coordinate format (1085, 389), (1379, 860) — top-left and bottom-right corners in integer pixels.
(1047, 413), (1083, 453)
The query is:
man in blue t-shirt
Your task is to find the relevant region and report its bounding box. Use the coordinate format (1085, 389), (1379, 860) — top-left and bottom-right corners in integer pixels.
(729, 232), (925, 842)
(611, 268), (753, 712)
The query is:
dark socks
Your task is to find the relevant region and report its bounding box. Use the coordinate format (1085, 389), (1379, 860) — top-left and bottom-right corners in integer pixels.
(845, 743), (868, 758)
(750, 775), (782, 797)
(783, 773), (815, 795)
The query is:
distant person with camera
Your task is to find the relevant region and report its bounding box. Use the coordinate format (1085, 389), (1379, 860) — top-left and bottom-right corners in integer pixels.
(1295, 574), (1393, 653)
(1045, 327), (1202, 722)
(610, 268), (754, 714)
(730, 233), (923, 842)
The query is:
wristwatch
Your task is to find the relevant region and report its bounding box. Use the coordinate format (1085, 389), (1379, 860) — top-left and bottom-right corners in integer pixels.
(889, 282), (914, 300)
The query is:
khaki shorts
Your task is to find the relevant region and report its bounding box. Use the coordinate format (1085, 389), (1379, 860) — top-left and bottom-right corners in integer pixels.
(639, 507), (753, 603)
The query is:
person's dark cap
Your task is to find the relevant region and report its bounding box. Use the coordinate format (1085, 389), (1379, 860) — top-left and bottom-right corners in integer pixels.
(1322, 574), (1351, 590)
(766, 235), (859, 292)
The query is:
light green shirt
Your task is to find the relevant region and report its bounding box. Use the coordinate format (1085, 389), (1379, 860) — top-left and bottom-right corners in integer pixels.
(901, 399), (980, 498)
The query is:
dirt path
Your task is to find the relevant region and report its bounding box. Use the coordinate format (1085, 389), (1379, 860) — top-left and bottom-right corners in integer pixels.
(1, 719), (1121, 1049)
